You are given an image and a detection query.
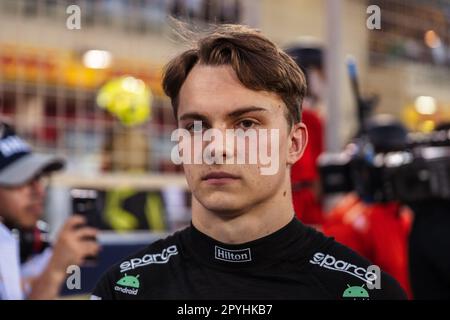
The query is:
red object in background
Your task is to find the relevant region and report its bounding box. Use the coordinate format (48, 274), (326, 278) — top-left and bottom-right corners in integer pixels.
(291, 108), (324, 225)
(322, 193), (413, 298)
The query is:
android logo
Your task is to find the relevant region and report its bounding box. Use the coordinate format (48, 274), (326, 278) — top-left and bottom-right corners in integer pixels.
(117, 274), (140, 289)
(342, 284), (369, 300)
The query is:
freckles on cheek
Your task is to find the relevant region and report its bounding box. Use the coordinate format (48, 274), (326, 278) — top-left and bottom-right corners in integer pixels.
(247, 166), (269, 183)
(184, 165), (202, 184)
(182, 165), (193, 182)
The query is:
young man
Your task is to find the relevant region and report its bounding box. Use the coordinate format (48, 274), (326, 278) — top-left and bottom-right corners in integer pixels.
(92, 24), (406, 299)
(0, 122), (99, 299)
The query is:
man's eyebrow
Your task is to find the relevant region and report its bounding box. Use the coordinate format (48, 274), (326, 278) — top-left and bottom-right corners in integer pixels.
(178, 106), (267, 122)
(227, 106), (268, 118)
(178, 112), (210, 122)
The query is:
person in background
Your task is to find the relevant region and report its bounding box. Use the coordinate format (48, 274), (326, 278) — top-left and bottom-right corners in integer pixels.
(285, 44), (325, 226)
(99, 128), (168, 231)
(408, 122), (450, 299)
(0, 122), (99, 300)
(322, 115), (413, 297)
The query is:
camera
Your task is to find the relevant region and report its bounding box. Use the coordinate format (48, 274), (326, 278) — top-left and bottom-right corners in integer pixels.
(319, 58), (450, 204)
(70, 188), (101, 264)
(318, 128), (450, 203)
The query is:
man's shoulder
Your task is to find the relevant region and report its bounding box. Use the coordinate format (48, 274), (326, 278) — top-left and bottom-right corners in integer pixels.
(119, 234), (182, 273)
(305, 236), (407, 300)
(91, 227), (188, 299)
(108, 228), (186, 275)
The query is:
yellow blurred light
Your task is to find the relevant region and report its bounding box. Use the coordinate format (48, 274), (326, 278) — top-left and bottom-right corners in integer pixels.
(424, 30), (442, 49)
(419, 120), (435, 133)
(415, 96), (437, 115)
(83, 50), (112, 69)
(97, 76), (152, 127)
(122, 76), (146, 94)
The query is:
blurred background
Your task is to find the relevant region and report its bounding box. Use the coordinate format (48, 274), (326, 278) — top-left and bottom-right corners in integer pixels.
(1, 0), (450, 298)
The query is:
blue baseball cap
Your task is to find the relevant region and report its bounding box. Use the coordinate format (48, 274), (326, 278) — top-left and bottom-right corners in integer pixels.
(0, 122), (65, 186)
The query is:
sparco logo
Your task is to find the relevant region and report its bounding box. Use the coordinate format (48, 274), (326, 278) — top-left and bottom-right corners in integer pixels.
(214, 246), (252, 263)
(310, 252), (381, 288)
(120, 245), (178, 272)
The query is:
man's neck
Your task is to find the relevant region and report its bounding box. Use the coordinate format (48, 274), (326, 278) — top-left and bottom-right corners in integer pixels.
(191, 184), (295, 244)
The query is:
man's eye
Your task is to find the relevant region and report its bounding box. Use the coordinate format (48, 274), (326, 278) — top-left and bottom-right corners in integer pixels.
(185, 122), (205, 132)
(238, 119), (257, 130)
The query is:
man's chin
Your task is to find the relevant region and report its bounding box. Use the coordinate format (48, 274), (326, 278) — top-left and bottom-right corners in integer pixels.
(19, 219), (39, 230)
(21, 211), (42, 229)
(200, 199), (246, 216)
(5, 218), (36, 231)
(194, 189), (250, 214)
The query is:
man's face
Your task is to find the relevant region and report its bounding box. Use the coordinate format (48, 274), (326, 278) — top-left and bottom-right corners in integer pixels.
(177, 64), (306, 216)
(0, 177), (46, 230)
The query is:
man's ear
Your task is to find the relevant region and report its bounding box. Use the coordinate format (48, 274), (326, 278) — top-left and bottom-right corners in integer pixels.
(287, 122), (308, 165)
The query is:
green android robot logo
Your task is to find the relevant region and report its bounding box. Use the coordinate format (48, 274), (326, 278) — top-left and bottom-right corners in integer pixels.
(117, 274), (140, 289)
(342, 284), (369, 300)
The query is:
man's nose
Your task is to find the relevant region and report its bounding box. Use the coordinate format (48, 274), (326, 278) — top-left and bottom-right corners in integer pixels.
(205, 127), (234, 163)
(29, 178), (46, 197)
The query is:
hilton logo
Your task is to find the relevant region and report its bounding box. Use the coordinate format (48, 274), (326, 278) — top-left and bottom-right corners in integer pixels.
(214, 246), (252, 263)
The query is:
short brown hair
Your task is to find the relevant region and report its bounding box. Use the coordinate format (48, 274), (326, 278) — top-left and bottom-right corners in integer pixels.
(162, 23), (307, 125)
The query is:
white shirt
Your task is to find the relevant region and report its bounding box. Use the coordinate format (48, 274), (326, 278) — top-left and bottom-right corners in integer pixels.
(0, 222), (24, 300)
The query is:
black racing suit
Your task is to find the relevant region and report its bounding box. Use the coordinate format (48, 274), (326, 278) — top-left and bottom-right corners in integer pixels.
(409, 200), (450, 299)
(92, 217), (406, 300)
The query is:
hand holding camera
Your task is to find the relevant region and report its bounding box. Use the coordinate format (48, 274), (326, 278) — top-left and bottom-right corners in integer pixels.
(47, 215), (99, 273)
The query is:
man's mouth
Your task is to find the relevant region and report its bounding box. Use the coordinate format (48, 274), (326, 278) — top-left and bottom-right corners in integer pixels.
(201, 171), (240, 185)
(27, 202), (44, 216)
